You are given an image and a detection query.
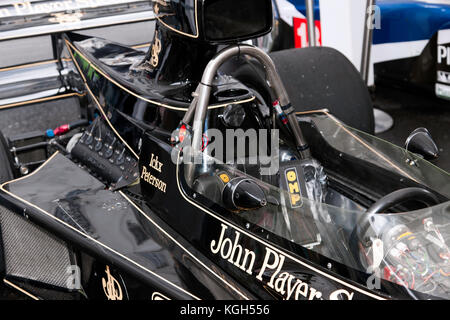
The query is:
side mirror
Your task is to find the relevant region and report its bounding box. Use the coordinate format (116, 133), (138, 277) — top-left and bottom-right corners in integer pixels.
(222, 178), (267, 211)
(405, 128), (439, 161)
(203, 0), (273, 43)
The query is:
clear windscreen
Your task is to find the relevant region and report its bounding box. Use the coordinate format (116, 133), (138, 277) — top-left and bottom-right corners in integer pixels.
(180, 112), (450, 299)
(308, 112), (450, 198)
(182, 152), (450, 299)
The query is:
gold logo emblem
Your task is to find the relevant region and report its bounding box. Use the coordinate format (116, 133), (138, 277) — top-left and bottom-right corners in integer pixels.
(48, 12), (83, 24)
(151, 292), (170, 300)
(153, 0), (169, 7)
(153, 0), (169, 15)
(102, 266), (123, 300)
(150, 31), (162, 68)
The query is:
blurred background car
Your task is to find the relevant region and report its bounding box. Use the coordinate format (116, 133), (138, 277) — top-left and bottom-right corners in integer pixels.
(268, 0), (450, 101)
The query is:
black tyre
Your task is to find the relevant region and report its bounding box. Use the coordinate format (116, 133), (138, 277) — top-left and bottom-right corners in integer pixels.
(269, 47), (375, 134)
(0, 131), (13, 183)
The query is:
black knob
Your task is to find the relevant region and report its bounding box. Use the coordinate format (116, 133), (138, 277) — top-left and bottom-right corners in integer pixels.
(85, 133), (93, 145)
(222, 177), (267, 211)
(105, 147), (113, 159)
(95, 140), (103, 152)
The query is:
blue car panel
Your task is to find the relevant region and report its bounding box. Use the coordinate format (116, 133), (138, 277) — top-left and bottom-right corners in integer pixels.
(374, 0), (450, 44)
(284, 0), (321, 19)
(287, 0), (450, 44)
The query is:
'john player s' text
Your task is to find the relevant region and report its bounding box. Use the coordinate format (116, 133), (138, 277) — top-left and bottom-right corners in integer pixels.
(210, 223), (355, 300)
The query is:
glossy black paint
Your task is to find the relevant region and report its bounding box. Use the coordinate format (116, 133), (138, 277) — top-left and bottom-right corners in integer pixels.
(144, 127), (447, 300)
(1, 4), (448, 300)
(0, 93), (447, 300)
(1, 109), (441, 299)
(0, 153), (250, 300)
(138, 133), (368, 300)
(153, 0), (199, 38)
(33, 34), (446, 300)
(140, 25), (218, 83)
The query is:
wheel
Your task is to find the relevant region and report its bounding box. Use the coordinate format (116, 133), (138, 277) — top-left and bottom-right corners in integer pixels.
(0, 131), (13, 183)
(269, 47), (375, 134)
(354, 187), (440, 244)
(228, 46), (375, 134)
(349, 187), (440, 267)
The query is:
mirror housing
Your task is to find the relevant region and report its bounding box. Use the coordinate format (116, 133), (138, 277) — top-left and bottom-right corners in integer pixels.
(405, 128), (440, 161)
(222, 178), (267, 211)
(153, 0), (273, 43)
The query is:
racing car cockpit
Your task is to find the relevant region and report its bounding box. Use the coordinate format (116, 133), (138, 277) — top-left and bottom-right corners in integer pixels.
(9, 0), (445, 300)
(155, 0), (450, 300)
(179, 114), (450, 299)
(1, 0), (449, 301)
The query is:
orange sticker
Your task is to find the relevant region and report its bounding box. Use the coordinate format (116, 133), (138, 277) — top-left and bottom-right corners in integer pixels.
(219, 173), (230, 184)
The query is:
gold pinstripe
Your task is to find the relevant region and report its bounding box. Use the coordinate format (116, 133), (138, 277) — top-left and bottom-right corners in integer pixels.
(0, 92), (86, 110)
(3, 279), (40, 300)
(64, 39), (255, 112)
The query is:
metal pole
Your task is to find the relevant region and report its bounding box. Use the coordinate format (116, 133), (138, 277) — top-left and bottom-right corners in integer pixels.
(361, 0), (376, 84)
(360, 0), (394, 134)
(305, 0), (316, 47)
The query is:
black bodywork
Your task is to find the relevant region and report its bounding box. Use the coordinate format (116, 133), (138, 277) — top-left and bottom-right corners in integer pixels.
(0, 0), (449, 301)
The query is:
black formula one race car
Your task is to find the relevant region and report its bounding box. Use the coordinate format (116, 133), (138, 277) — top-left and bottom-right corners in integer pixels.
(0, 0), (449, 301)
